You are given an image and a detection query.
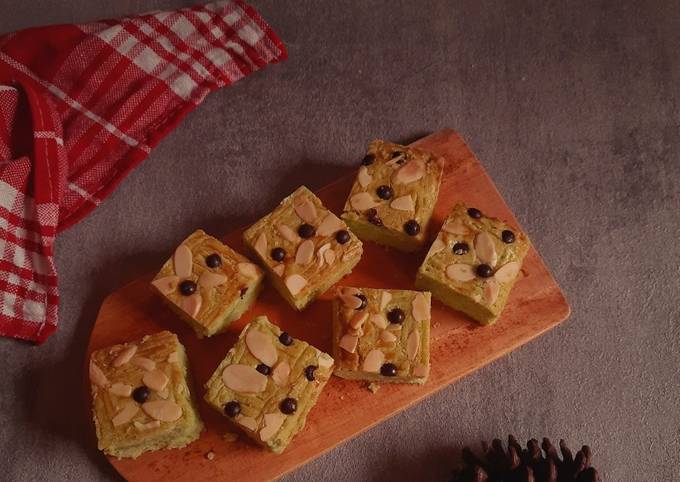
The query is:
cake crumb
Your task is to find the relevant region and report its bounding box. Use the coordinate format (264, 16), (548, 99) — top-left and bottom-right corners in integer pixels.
(205, 451), (216, 461)
(223, 432), (239, 442)
(367, 382), (380, 394)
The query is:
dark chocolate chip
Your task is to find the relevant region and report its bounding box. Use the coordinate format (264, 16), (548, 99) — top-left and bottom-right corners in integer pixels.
(304, 365), (317, 381)
(355, 294), (367, 310)
(206, 253), (222, 268)
(271, 247), (286, 261)
(335, 230), (350, 244)
(179, 280), (197, 296)
(298, 223), (316, 238)
(502, 230), (516, 244)
(240, 287), (248, 298)
(387, 308), (405, 324)
(132, 386), (150, 404)
(376, 185), (394, 200)
(404, 219), (420, 236)
(476, 264), (493, 278)
(361, 154), (375, 166)
(452, 242), (469, 255)
(467, 207), (482, 219)
(280, 398), (297, 414)
(366, 208), (383, 226)
(224, 400), (241, 417)
(256, 364), (271, 375)
(380, 363), (398, 377)
(279, 332), (293, 346)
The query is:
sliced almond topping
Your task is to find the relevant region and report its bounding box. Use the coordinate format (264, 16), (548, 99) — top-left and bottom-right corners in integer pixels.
(254, 232), (267, 258)
(142, 400), (182, 422)
(89, 361), (109, 388)
(318, 353), (334, 368)
(446, 264), (476, 282)
(443, 220), (470, 236)
(295, 239), (315, 265)
(245, 329), (278, 366)
(362, 349), (384, 373)
(386, 153), (405, 167)
(237, 415), (258, 431)
(380, 291), (392, 311)
(131, 357), (156, 371)
(112, 401), (139, 427)
(392, 159), (426, 185)
(428, 238), (446, 256)
(339, 293), (363, 309)
(475, 231), (498, 267)
(238, 262), (260, 279)
(273, 264), (286, 277)
(411, 292), (430, 322)
(349, 311), (369, 331)
(221, 364), (268, 393)
(369, 314), (388, 329)
(413, 364), (429, 378)
(134, 420), (161, 431)
(338, 286), (361, 297)
(293, 196), (318, 223)
(143, 369), (169, 392)
(198, 271), (227, 289)
(380, 330), (397, 343)
(151, 276), (180, 295)
(276, 224), (299, 243)
(484, 278), (500, 305)
(113, 345), (138, 367)
(317, 243), (331, 267)
(272, 361), (291, 386)
(350, 192), (378, 211)
(285, 274), (307, 296)
(173, 244), (193, 278)
(324, 249), (336, 265)
(157, 387), (169, 399)
(167, 351), (179, 363)
(316, 213), (345, 236)
(338, 334), (359, 353)
(358, 166), (372, 188)
(387, 323), (402, 333)
(109, 383), (133, 397)
(407, 331), (420, 361)
(390, 195), (415, 212)
(259, 412), (285, 442)
(180, 293), (202, 318)
(494, 261), (521, 283)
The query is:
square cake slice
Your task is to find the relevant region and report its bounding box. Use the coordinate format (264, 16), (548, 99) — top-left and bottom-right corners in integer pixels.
(415, 203), (530, 325)
(204, 316), (334, 453)
(151, 229), (265, 338)
(332, 287), (431, 384)
(242, 186), (363, 310)
(341, 140), (444, 252)
(89, 331), (204, 459)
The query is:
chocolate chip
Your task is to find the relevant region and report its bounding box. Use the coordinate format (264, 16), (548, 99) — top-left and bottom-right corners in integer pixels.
(366, 208), (383, 226)
(304, 365), (317, 381)
(361, 154), (375, 166)
(205, 253), (222, 268)
(280, 398), (297, 414)
(271, 247), (286, 261)
(380, 363), (398, 377)
(467, 207), (482, 219)
(404, 219), (420, 236)
(452, 242), (469, 255)
(298, 223), (316, 238)
(502, 230), (516, 244)
(224, 401), (241, 417)
(355, 294), (367, 310)
(376, 185), (393, 200)
(387, 308), (405, 324)
(179, 280), (197, 296)
(335, 230), (350, 244)
(132, 386), (150, 404)
(476, 264), (493, 278)
(279, 332), (293, 346)
(240, 287), (248, 298)
(256, 364), (271, 375)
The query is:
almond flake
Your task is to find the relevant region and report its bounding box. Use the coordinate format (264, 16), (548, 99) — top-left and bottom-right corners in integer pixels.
(349, 312), (369, 331)
(370, 314), (388, 329)
(390, 195), (415, 212)
(276, 224), (299, 243)
(167, 351), (179, 363)
(428, 238), (446, 256)
(339, 334), (359, 353)
(318, 354), (334, 368)
(407, 331), (420, 361)
(272, 361), (291, 386)
(339, 293), (363, 309)
(180, 293), (202, 318)
(350, 192), (378, 211)
(293, 196), (317, 223)
(222, 364), (268, 393)
(113, 345), (138, 367)
(475, 231), (498, 267)
(112, 401), (139, 427)
(254, 232), (268, 258)
(89, 361), (109, 388)
(245, 329), (278, 366)
(173, 244), (193, 278)
(392, 159), (425, 185)
(134, 420), (161, 431)
(143, 369), (169, 392)
(109, 383), (133, 397)
(484, 278), (500, 305)
(295, 239), (315, 265)
(362, 349), (384, 373)
(142, 400), (182, 422)
(198, 271), (227, 289)
(443, 220), (470, 236)
(446, 264), (476, 282)
(324, 249), (336, 265)
(413, 364), (429, 378)
(339, 286), (361, 297)
(380, 330), (397, 343)
(317, 213), (345, 236)
(380, 291), (392, 311)
(386, 154), (405, 167)
(317, 243), (331, 267)
(259, 412), (285, 442)
(358, 166), (372, 188)
(411, 292), (429, 322)
(157, 387), (169, 399)
(285, 274), (307, 296)
(151, 276), (179, 295)
(131, 357), (156, 371)
(273, 264), (286, 277)
(494, 261), (521, 283)
(237, 416), (258, 431)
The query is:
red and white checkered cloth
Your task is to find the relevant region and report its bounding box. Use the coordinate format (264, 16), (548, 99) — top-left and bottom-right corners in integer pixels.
(0, 1), (286, 343)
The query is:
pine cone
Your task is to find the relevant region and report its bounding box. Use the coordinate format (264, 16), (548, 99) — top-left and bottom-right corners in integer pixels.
(452, 435), (601, 482)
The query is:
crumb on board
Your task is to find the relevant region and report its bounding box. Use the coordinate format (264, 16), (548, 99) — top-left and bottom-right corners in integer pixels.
(205, 451), (215, 461)
(223, 432), (239, 442)
(367, 382), (380, 394)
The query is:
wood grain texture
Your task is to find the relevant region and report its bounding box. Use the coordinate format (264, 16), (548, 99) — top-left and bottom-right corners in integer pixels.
(85, 129), (570, 482)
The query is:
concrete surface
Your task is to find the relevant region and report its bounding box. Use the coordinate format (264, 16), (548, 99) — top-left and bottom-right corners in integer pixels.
(1, 0), (679, 481)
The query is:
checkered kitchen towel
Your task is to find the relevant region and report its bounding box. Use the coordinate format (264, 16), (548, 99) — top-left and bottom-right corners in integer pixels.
(0, 1), (286, 343)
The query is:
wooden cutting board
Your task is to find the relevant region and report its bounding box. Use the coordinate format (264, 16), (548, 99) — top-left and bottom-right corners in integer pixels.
(85, 129), (570, 481)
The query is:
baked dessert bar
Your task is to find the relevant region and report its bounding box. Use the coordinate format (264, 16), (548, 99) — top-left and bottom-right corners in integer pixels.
(204, 316), (334, 453)
(151, 230), (264, 337)
(341, 140), (444, 252)
(415, 203), (530, 325)
(89, 331), (203, 458)
(332, 287), (431, 384)
(242, 186), (363, 310)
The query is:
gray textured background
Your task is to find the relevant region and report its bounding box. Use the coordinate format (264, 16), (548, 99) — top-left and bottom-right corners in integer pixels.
(1, 1), (679, 481)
